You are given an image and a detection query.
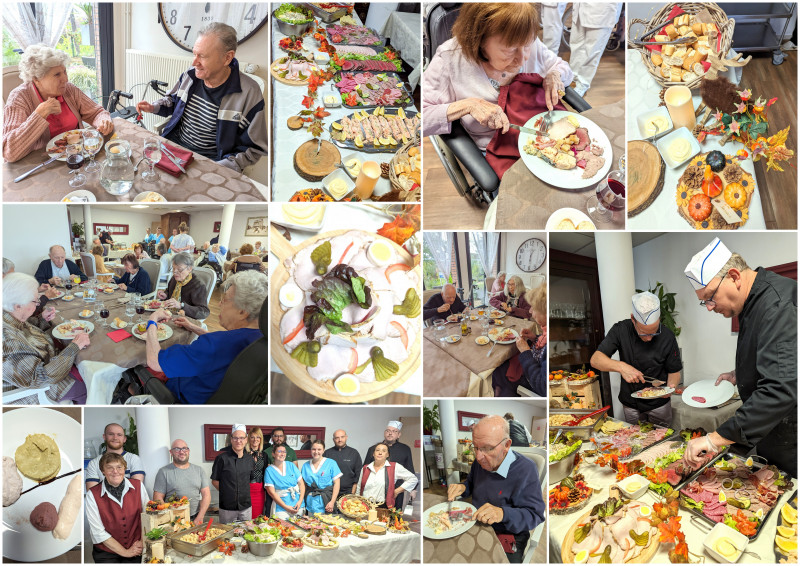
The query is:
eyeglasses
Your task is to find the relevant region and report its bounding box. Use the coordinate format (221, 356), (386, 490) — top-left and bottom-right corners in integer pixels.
(700, 273), (726, 308)
(384, 429), (400, 435)
(473, 438), (508, 455)
(231, 435), (247, 441)
(172, 266), (191, 274)
(634, 321), (662, 338)
(172, 447), (190, 452)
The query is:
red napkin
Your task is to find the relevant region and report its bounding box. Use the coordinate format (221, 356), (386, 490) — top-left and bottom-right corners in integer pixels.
(154, 142), (194, 177)
(107, 328), (133, 342)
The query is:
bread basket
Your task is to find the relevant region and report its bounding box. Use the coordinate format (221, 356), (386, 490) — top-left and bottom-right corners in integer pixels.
(388, 141), (421, 200)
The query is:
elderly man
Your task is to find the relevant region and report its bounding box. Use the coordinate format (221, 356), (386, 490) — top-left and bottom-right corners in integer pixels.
(447, 416), (545, 563)
(265, 427), (297, 464)
(4, 257), (59, 299)
(590, 291), (682, 427)
(423, 283), (467, 322)
(323, 429), (363, 496)
(683, 238), (797, 476)
(85, 423), (146, 489)
(364, 421), (415, 510)
(199, 241), (227, 280)
(211, 424), (254, 523)
(135, 22), (268, 172)
(34, 245), (87, 286)
(153, 439), (211, 523)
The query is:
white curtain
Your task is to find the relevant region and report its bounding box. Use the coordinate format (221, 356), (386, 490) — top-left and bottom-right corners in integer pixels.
(3, 3), (73, 50)
(425, 232), (452, 282)
(472, 232), (499, 279)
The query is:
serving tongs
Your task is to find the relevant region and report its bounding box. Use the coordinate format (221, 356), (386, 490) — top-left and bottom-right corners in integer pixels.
(564, 405), (610, 427)
(628, 21), (698, 46)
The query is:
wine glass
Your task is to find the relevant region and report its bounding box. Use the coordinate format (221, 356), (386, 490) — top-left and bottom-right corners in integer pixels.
(134, 294), (145, 323)
(587, 170), (625, 223)
(142, 137), (162, 183)
(65, 144), (86, 187)
(125, 303), (136, 326)
(82, 129), (103, 173)
(100, 303), (111, 328)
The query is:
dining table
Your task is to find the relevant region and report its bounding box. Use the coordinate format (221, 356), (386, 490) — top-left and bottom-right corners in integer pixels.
(380, 11), (422, 90)
(3, 117), (266, 202)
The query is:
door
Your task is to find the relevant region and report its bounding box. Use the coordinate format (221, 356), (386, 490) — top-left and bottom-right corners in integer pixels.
(399, 416), (421, 475)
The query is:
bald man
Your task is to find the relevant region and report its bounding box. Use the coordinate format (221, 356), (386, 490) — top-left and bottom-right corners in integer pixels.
(447, 416), (545, 563)
(85, 423), (145, 490)
(423, 284), (467, 322)
(34, 245), (87, 286)
(323, 429), (362, 496)
(153, 439), (211, 523)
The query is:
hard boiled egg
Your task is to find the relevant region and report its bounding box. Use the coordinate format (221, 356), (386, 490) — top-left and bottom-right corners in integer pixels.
(279, 282), (304, 310)
(638, 505), (652, 518)
(334, 374), (360, 396)
(367, 240), (393, 267)
(574, 549), (589, 564)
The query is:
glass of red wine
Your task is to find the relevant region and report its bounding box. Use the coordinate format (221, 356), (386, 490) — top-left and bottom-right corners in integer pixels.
(587, 169), (625, 223)
(100, 306), (110, 327)
(66, 144), (86, 188)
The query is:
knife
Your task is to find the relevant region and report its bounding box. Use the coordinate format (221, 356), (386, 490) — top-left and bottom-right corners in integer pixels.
(160, 143), (186, 174)
(509, 124), (549, 137)
(14, 155), (59, 182)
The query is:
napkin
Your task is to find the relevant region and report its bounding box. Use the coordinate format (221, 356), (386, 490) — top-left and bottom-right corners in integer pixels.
(154, 142), (194, 177)
(107, 328), (133, 342)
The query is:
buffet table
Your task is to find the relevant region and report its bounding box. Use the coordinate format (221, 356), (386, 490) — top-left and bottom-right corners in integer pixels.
(670, 395), (743, 432)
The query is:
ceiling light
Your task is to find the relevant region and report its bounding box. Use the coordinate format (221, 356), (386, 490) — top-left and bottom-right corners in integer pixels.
(131, 204), (149, 209)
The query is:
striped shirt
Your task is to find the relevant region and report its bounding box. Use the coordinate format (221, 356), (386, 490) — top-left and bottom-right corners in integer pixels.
(167, 77), (230, 159)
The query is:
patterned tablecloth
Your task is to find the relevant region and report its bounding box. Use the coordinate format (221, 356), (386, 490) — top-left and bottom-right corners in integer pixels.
(3, 118), (265, 202)
(423, 493), (508, 564)
(424, 315), (528, 370)
(496, 99), (626, 230)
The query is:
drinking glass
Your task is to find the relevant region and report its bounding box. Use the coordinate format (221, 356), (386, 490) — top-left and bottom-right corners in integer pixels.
(82, 129), (103, 173)
(125, 304), (136, 326)
(433, 319), (446, 342)
(134, 294), (145, 322)
(94, 301), (104, 324)
(587, 170), (625, 223)
(100, 303), (111, 328)
(142, 137), (162, 183)
(66, 143), (86, 187)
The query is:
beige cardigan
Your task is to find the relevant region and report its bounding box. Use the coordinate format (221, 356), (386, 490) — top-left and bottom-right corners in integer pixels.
(2, 82), (111, 162)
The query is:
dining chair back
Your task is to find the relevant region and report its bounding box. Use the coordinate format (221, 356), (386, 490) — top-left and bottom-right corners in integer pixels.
(79, 252), (96, 278)
(190, 266), (216, 321)
(138, 259), (162, 296)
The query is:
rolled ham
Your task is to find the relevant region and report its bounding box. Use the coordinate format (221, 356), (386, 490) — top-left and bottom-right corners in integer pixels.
(53, 475), (81, 540)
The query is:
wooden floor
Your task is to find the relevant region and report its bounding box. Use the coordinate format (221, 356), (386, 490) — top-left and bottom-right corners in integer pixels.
(205, 286), (224, 332)
(270, 372), (421, 405)
(423, 47), (626, 230)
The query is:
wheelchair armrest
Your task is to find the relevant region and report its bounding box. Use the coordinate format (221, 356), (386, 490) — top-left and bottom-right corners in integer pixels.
(439, 120), (500, 195)
(132, 366), (177, 404)
(563, 86), (591, 113)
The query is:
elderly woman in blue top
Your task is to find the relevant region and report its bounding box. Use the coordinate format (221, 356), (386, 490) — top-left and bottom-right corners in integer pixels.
(447, 415), (545, 563)
(144, 270), (267, 404)
(112, 254), (152, 296)
(34, 245), (87, 286)
(135, 22), (268, 173)
(301, 440), (342, 514)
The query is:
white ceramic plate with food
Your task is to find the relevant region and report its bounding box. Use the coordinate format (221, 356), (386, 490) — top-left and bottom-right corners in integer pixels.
(49, 290), (66, 300)
(446, 314), (461, 322)
(272, 204), (327, 232)
(110, 319), (128, 330)
(133, 191), (167, 202)
(96, 283), (119, 291)
(61, 190), (97, 203)
(488, 327), (519, 344)
(144, 300), (164, 312)
(45, 129), (86, 161)
(475, 336), (490, 346)
(517, 110), (613, 189)
(487, 309), (506, 319)
(444, 334), (461, 344)
(631, 386), (675, 399)
(423, 502), (477, 540)
(131, 322), (173, 341)
(77, 310), (94, 319)
(3, 408), (82, 562)
(52, 321), (93, 340)
(545, 208), (596, 231)
(682, 379), (735, 408)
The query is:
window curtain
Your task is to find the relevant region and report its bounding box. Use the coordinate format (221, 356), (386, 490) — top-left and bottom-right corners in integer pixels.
(473, 232), (499, 280)
(425, 232), (452, 282)
(2, 3), (73, 49)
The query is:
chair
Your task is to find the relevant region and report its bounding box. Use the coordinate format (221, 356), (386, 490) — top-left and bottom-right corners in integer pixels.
(79, 252), (96, 279)
(422, 288), (440, 327)
(424, 3), (592, 204)
(484, 276), (495, 305)
(515, 447), (548, 562)
(138, 259), (162, 298)
(2, 65), (22, 107)
(190, 266), (216, 323)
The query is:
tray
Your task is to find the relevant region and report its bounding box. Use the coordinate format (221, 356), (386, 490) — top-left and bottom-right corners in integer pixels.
(326, 25), (385, 48)
(333, 71), (414, 109)
(167, 523), (234, 556)
(306, 2), (350, 23)
(774, 490), (797, 563)
(329, 108), (420, 153)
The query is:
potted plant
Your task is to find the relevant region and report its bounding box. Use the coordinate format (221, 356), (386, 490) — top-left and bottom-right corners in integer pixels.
(635, 281), (680, 337)
(99, 416), (138, 454)
(71, 221), (84, 239)
(423, 403), (440, 436)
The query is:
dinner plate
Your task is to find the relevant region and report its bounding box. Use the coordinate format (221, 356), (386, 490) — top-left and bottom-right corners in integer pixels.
(50, 290), (66, 300)
(131, 323), (173, 342)
(3, 408), (82, 562)
(133, 191), (167, 202)
(422, 502), (477, 540)
(488, 327), (519, 344)
(61, 190), (96, 203)
(444, 335), (461, 344)
(144, 300), (164, 311)
(487, 309), (506, 319)
(545, 207), (596, 231)
(45, 129), (86, 161)
(517, 110), (613, 189)
(52, 320), (94, 340)
(446, 314), (461, 322)
(682, 379), (735, 408)
(96, 283), (119, 291)
(631, 386), (675, 399)
(475, 336), (490, 346)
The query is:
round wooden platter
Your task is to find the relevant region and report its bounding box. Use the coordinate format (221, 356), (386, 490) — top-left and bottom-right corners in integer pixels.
(270, 56), (317, 86)
(269, 225), (421, 403)
(627, 140), (665, 217)
(560, 498), (659, 563)
(294, 140), (341, 182)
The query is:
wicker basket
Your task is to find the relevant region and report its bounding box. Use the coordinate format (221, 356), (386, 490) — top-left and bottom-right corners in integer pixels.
(389, 141), (421, 200)
(627, 2), (734, 90)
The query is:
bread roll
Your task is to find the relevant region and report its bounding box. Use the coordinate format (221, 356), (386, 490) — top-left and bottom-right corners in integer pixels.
(664, 24), (678, 38)
(655, 34), (669, 43)
(661, 64), (672, 78)
(692, 22), (703, 35)
(662, 44), (676, 56)
(681, 70), (697, 82)
(682, 49), (697, 70)
(692, 62), (706, 75)
(651, 52), (663, 66)
(670, 67), (682, 82)
(556, 219), (576, 230)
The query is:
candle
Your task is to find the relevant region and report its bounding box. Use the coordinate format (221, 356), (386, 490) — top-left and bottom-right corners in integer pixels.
(664, 86), (696, 131)
(354, 161), (381, 200)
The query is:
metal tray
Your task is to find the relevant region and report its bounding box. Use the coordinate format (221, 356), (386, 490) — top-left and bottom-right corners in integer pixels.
(306, 2), (350, 23)
(326, 25), (386, 48)
(619, 432), (680, 463)
(774, 489), (797, 563)
(333, 71), (414, 109)
(167, 523), (234, 556)
(329, 108), (420, 153)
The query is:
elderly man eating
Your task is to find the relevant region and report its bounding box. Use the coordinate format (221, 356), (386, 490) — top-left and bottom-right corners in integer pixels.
(34, 245), (87, 286)
(135, 22), (268, 172)
(423, 283), (467, 322)
(447, 415), (545, 563)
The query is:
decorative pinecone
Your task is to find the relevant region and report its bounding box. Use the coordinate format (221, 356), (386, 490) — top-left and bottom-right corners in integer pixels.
(573, 473), (585, 483)
(568, 489), (581, 503)
(380, 162), (391, 178)
(658, 87), (667, 107)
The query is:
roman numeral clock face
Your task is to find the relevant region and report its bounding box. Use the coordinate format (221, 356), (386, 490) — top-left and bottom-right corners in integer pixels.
(158, 3), (270, 52)
(515, 238), (546, 272)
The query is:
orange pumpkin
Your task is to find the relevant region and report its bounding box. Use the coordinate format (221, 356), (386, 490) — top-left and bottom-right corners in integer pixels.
(723, 182), (747, 209)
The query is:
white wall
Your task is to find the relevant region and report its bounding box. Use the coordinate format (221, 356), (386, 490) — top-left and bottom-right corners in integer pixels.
(3, 205), (71, 276)
(632, 232), (797, 384)
(426, 400), (547, 442)
(68, 206), (161, 246)
(189, 207), (268, 251)
(500, 232), (548, 290)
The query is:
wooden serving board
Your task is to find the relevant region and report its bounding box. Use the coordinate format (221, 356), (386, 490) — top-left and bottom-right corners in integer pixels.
(627, 140), (664, 217)
(270, 56), (316, 86)
(293, 140), (341, 181)
(269, 225), (421, 403)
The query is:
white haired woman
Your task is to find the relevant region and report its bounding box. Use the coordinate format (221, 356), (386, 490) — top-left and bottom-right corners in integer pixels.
(488, 271), (507, 301)
(2, 44), (113, 162)
(490, 275), (531, 319)
(156, 252), (209, 320)
(144, 270), (268, 404)
(2, 273), (90, 404)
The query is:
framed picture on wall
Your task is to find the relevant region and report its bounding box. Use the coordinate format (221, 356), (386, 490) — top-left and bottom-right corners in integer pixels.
(457, 411), (486, 431)
(93, 223), (129, 236)
(213, 221), (221, 233)
(245, 216), (268, 237)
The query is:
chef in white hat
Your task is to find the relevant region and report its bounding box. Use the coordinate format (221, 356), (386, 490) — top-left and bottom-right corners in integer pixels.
(210, 423), (254, 524)
(590, 291), (683, 427)
(363, 420), (416, 511)
(683, 239), (797, 476)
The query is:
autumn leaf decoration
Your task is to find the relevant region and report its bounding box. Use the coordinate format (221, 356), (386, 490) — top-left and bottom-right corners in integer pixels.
(292, 19), (339, 141)
(376, 204), (421, 245)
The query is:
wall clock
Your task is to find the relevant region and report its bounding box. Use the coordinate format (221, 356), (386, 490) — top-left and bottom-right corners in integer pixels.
(158, 3), (270, 52)
(515, 238), (546, 272)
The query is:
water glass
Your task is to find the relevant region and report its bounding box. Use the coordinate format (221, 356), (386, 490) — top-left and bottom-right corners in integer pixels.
(433, 319), (446, 342)
(82, 129), (103, 173)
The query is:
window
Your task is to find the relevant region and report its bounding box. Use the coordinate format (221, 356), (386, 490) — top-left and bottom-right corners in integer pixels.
(422, 232), (455, 290)
(467, 232), (500, 305)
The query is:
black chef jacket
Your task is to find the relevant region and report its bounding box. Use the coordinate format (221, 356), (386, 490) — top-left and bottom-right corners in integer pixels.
(718, 268), (797, 476)
(423, 293), (466, 322)
(596, 319), (683, 412)
(210, 446), (254, 511)
(323, 445), (363, 494)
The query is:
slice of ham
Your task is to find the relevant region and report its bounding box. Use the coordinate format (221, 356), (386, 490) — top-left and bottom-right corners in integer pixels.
(692, 396), (706, 403)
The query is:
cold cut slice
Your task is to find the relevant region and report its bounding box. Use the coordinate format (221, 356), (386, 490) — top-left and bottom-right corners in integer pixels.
(692, 396), (706, 403)
(53, 475), (81, 540)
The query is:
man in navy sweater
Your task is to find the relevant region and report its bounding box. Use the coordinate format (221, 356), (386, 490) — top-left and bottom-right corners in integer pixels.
(448, 415), (545, 563)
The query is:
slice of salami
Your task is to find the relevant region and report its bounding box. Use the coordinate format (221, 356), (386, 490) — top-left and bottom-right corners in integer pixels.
(692, 396), (706, 403)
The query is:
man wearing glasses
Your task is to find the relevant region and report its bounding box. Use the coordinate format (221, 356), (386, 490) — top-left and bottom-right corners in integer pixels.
(447, 416), (545, 563)
(153, 440), (211, 524)
(590, 291), (683, 427)
(211, 424), (254, 524)
(683, 238), (797, 476)
(364, 421), (416, 511)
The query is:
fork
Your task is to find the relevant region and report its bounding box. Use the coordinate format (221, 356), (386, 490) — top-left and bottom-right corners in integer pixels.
(541, 109), (553, 134)
(486, 340), (496, 358)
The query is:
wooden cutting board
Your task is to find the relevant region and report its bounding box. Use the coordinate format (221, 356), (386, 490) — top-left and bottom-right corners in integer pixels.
(294, 140), (341, 182)
(627, 140), (665, 217)
(269, 224), (421, 403)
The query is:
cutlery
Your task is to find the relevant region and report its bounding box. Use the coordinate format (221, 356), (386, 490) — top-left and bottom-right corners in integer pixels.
(18, 469), (82, 496)
(14, 156), (59, 183)
(159, 143), (182, 163)
(509, 124), (549, 137)
(541, 109), (553, 134)
(486, 340), (496, 358)
(160, 144), (186, 173)
(566, 405), (611, 426)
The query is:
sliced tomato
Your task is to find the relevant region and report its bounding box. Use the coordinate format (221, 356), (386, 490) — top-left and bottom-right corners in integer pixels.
(390, 321), (408, 349)
(282, 320), (305, 345)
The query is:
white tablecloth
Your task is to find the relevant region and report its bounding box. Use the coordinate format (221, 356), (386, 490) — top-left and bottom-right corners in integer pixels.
(381, 11), (422, 90)
(79, 360), (126, 405)
(625, 49), (766, 230)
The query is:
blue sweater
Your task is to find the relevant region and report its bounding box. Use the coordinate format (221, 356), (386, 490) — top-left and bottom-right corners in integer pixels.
(33, 259), (86, 285)
(113, 269), (152, 296)
(462, 450), (545, 536)
(519, 344), (547, 397)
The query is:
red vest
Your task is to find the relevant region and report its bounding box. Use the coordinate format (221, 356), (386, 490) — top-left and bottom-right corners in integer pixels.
(90, 479), (143, 554)
(359, 462), (396, 508)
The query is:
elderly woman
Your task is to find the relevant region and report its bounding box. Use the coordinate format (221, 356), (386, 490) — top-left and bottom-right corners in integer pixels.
(247, 426), (268, 519)
(264, 445), (305, 519)
(113, 253), (151, 296)
(169, 222), (195, 253)
(133, 243), (150, 260)
(489, 271), (507, 301)
(490, 275), (531, 319)
(492, 285), (547, 397)
(301, 440), (342, 514)
(145, 270), (267, 404)
(423, 3), (572, 151)
(354, 443), (417, 509)
(85, 452), (148, 563)
(228, 243), (265, 274)
(3, 273), (89, 404)
(92, 245), (114, 283)
(156, 252), (209, 319)
(2, 44), (113, 163)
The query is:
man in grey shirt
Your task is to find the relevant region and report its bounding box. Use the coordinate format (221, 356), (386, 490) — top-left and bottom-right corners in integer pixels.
(153, 439), (211, 523)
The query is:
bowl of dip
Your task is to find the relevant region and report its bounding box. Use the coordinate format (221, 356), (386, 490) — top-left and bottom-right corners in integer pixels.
(657, 127), (700, 169)
(321, 169), (356, 201)
(636, 106), (673, 140)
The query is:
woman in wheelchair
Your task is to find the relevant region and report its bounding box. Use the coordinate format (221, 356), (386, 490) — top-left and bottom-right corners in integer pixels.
(422, 3), (572, 152)
(226, 243), (265, 275)
(156, 252), (209, 320)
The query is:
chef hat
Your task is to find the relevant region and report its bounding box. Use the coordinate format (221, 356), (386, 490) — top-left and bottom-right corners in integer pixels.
(232, 424), (247, 434)
(387, 420), (403, 431)
(632, 292), (661, 325)
(684, 238), (733, 291)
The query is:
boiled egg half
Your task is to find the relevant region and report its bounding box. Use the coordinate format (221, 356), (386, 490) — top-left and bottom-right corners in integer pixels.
(367, 240), (393, 267)
(279, 282), (304, 310)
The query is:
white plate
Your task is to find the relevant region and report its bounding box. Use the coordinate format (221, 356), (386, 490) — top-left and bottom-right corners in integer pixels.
(77, 310), (94, 319)
(273, 204), (327, 232)
(52, 320), (94, 340)
(422, 502), (477, 540)
(488, 327), (519, 344)
(631, 386), (675, 399)
(133, 191), (167, 202)
(545, 208), (596, 231)
(657, 127), (701, 169)
(144, 300), (165, 311)
(110, 320), (128, 329)
(3, 408), (82, 562)
(444, 335), (461, 344)
(61, 190), (96, 203)
(487, 309), (506, 319)
(49, 290), (66, 300)
(475, 336), (490, 346)
(131, 323), (174, 342)
(682, 379), (735, 408)
(97, 282), (119, 290)
(517, 110), (613, 189)
(45, 129), (86, 161)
